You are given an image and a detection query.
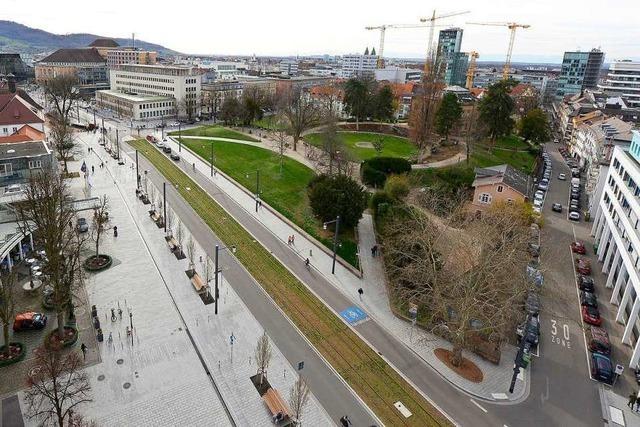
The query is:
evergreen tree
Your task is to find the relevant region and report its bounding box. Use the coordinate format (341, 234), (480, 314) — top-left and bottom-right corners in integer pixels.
(478, 80), (516, 144)
(518, 108), (550, 144)
(343, 78), (371, 130)
(374, 85), (395, 122)
(434, 92), (462, 141)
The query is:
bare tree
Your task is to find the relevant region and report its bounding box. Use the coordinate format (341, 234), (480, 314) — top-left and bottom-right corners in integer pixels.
(49, 116), (75, 173)
(91, 195), (110, 257)
(383, 199), (534, 367)
(176, 221), (184, 251)
(461, 104), (484, 166)
(309, 118), (354, 176)
(166, 209), (175, 237)
(149, 185), (156, 210)
(14, 170), (86, 339)
(0, 272), (17, 358)
(25, 344), (91, 427)
(372, 135), (385, 156)
(408, 50), (446, 159)
(254, 331), (272, 385)
(186, 236), (196, 270)
(289, 376), (310, 426)
(280, 88), (321, 151)
(270, 115), (290, 176)
(43, 75), (80, 121)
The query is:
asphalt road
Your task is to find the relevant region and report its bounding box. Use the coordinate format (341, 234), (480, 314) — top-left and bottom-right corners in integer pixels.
(81, 102), (608, 427)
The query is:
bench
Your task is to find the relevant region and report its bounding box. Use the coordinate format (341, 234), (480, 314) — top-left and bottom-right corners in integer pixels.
(262, 388), (292, 425)
(190, 273), (207, 294)
(167, 237), (178, 252)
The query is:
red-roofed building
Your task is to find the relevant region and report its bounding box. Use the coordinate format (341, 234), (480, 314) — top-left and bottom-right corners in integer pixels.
(381, 81), (416, 119)
(308, 84), (346, 117)
(0, 124), (45, 144)
(0, 93), (45, 138)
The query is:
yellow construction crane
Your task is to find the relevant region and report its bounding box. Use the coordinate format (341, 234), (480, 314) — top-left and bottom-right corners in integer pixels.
(467, 22), (531, 80)
(365, 23), (435, 68)
(466, 51), (479, 89)
(420, 10), (470, 60)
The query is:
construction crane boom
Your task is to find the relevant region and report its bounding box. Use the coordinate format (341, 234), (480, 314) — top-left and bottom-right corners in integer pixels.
(365, 23), (438, 68)
(420, 10), (470, 60)
(467, 22), (530, 79)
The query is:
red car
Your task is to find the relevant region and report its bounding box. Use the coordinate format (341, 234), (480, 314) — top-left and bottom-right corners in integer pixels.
(13, 312), (47, 331)
(582, 305), (602, 326)
(571, 241), (586, 255)
(576, 258), (591, 275)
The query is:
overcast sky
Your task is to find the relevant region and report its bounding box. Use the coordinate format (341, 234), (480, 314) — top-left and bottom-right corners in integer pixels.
(2, 0), (639, 63)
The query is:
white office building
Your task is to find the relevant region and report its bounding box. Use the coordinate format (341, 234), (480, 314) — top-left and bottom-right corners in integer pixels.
(96, 64), (201, 120)
(374, 67), (422, 84)
(341, 48), (377, 79)
(598, 60), (640, 109)
(591, 130), (640, 367)
(279, 59), (299, 76)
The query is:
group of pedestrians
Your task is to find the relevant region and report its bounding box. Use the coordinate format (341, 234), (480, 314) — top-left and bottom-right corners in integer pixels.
(287, 235), (296, 246)
(627, 391), (640, 411)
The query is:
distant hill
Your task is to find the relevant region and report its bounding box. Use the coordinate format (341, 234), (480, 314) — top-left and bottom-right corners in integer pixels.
(0, 20), (179, 57)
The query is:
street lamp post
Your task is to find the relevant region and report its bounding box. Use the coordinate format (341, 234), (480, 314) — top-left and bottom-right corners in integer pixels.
(129, 311), (133, 346)
(214, 244), (236, 315)
(178, 123), (182, 152)
(163, 182), (167, 233)
(135, 150), (140, 189)
(210, 142), (214, 177)
(323, 215), (341, 274)
(245, 170), (260, 212)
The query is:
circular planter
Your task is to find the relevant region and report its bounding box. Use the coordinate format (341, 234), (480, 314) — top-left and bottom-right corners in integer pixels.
(0, 342), (26, 367)
(45, 326), (79, 348)
(42, 293), (56, 310)
(83, 254), (113, 272)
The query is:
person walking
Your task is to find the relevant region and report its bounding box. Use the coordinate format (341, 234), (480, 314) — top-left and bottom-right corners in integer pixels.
(357, 288), (364, 300)
(91, 165), (95, 174)
(80, 343), (87, 360)
(291, 235), (295, 245)
(113, 226), (118, 238)
(339, 415), (352, 427)
(630, 391), (637, 408)
(635, 393), (640, 412)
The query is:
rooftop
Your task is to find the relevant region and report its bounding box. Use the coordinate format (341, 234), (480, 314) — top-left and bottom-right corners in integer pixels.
(97, 89), (173, 103)
(89, 38), (120, 48)
(473, 164), (530, 196)
(0, 140), (50, 160)
(39, 48), (106, 64)
(0, 93), (44, 126)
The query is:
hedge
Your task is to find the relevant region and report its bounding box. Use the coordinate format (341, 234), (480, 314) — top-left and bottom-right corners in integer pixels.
(361, 157), (412, 187)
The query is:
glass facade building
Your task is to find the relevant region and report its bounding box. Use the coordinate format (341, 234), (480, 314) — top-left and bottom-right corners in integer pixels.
(556, 49), (604, 99)
(437, 28), (468, 87)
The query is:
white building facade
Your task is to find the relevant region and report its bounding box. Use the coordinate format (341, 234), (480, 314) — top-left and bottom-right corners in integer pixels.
(591, 130), (640, 368)
(374, 67), (422, 84)
(598, 60), (640, 109)
(97, 64), (201, 119)
(341, 51), (377, 79)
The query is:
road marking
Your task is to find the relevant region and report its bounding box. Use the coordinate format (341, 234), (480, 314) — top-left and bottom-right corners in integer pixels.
(470, 399), (488, 413)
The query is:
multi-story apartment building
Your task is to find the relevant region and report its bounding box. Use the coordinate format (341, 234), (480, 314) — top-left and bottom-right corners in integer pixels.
(556, 49), (605, 99)
(591, 131), (640, 368)
(89, 38), (121, 59)
(437, 28), (468, 87)
(201, 80), (244, 119)
(279, 60), (299, 76)
(96, 64), (201, 120)
(374, 67), (422, 84)
(341, 48), (377, 79)
(598, 60), (640, 109)
(35, 48), (108, 94)
(106, 49), (157, 67)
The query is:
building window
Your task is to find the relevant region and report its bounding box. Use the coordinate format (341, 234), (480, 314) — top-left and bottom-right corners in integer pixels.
(28, 160), (43, 169)
(479, 193), (491, 204)
(0, 163), (12, 177)
(497, 185), (504, 193)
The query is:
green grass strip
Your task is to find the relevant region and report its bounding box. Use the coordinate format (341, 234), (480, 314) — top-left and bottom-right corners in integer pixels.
(130, 139), (451, 427)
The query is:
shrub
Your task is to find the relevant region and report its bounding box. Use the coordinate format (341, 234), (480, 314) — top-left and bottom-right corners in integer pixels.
(307, 174), (368, 229)
(370, 191), (395, 220)
(361, 157), (412, 186)
(384, 175), (410, 200)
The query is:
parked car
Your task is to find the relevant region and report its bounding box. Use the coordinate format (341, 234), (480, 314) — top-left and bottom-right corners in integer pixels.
(162, 146), (171, 154)
(569, 211), (581, 221)
(558, 173), (567, 180)
(576, 258), (591, 275)
(590, 353), (614, 384)
(13, 312), (47, 331)
(170, 153), (180, 161)
(76, 217), (89, 233)
(517, 315), (540, 345)
(538, 182), (549, 191)
(156, 142), (165, 149)
(535, 190), (545, 199)
(552, 203), (563, 212)
(586, 326), (611, 356)
(533, 198), (543, 208)
(525, 292), (541, 315)
(582, 305), (602, 326)
(571, 191), (581, 199)
(580, 291), (598, 308)
(528, 243), (541, 257)
(571, 241), (586, 254)
(578, 275), (595, 291)
(526, 266), (544, 287)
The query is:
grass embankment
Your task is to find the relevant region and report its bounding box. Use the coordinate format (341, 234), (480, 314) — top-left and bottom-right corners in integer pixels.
(470, 135), (537, 174)
(182, 139), (359, 268)
(130, 139), (451, 427)
(304, 132), (418, 161)
(169, 125), (260, 142)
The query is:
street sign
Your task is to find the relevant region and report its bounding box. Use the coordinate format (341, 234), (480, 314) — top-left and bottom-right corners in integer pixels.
(340, 306), (368, 325)
(615, 364), (624, 376)
(297, 361), (304, 371)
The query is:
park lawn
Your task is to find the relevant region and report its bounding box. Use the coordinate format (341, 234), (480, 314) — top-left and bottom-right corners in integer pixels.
(304, 132), (418, 161)
(254, 115), (286, 130)
(493, 135), (530, 150)
(181, 138), (359, 267)
(169, 125), (260, 142)
(470, 143), (537, 174)
(129, 138), (451, 427)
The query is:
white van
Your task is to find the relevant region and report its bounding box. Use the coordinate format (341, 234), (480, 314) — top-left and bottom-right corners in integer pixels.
(571, 177), (580, 186)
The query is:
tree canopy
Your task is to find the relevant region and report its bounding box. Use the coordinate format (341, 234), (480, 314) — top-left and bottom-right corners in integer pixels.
(478, 80), (516, 142)
(518, 108), (550, 144)
(435, 92), (462, 140)
(307, 174), (367, 229)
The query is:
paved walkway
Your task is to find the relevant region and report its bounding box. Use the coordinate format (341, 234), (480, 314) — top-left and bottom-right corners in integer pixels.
(154, 132), (527, 402)
(601, 388), (640, 427)
(18, 130), (333, 427)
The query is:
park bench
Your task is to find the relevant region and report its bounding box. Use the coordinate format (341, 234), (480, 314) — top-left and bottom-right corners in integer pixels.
(190, 273), (207, 294)
(167, 237), (179, 252)
(262, 388), (292, 426)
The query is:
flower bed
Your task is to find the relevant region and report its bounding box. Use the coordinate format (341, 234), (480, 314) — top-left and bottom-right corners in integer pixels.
(0, 343), (26, 367)
(83, 254), (113, 271)
(45, 326), (78, 348)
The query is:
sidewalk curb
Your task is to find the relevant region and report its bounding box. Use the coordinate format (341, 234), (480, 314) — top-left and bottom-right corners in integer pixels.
(168, 135), (363, 278)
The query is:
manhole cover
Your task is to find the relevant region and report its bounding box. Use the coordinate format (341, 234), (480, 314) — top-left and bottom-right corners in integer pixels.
(116, 359), (124, 365)
(123, 382), (131, 389)
(97, 375), (105, 381)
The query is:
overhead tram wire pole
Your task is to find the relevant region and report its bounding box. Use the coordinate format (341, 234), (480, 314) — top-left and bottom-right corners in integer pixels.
(246, 170), (260, 212)
(210, 142), (214, 177)
(214, 244), (237, 315)
(323, 215), (341, 274)
(178, 123), (182, 152)
(135, 151), (140, 189)
(163, 182), (167, 233)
